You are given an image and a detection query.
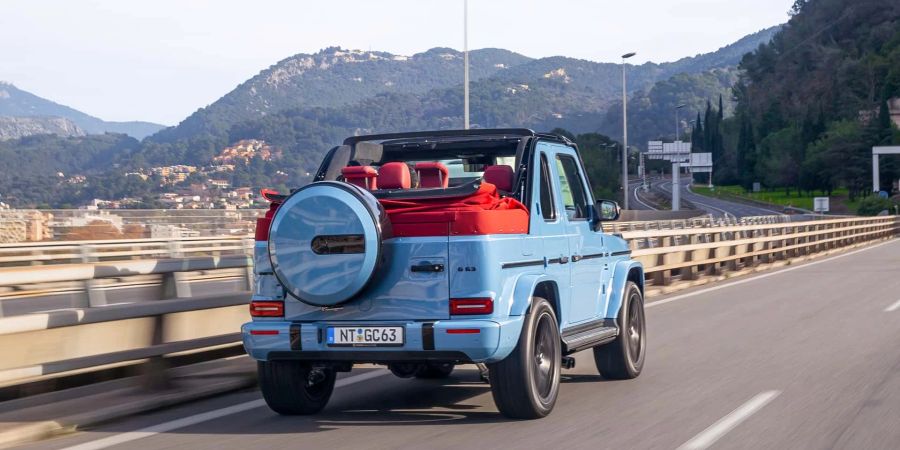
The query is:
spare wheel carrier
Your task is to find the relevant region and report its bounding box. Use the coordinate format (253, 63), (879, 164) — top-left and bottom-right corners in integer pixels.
(267, 181), (390, 306)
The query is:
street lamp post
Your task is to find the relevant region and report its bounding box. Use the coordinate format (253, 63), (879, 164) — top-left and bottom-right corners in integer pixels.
(672, 104), (686, 211)
(463, 0), (469, 130)
(621, 52), (636, 209)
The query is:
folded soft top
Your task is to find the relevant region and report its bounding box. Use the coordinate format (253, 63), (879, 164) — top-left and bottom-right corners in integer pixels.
(379, 182), (529, 237)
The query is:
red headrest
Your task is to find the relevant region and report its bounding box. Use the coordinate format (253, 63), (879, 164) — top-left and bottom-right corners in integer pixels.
(414, 161), (449, 188)
(379, 162), (411, 189)
(341, 166), (378, 190)
(483, 165), (514, 192)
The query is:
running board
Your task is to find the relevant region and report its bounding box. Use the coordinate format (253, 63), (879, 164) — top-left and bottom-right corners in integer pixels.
(561, 321), (618, 354)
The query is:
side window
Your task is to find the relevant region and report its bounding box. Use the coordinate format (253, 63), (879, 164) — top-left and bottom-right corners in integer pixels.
(539, 153), (556, 221)
(555, 155), (589, 220)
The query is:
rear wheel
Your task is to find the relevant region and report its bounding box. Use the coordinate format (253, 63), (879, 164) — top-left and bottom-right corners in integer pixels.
(414, 363), (455, 379)
(594, 281), (646, 379)
(488, 297), (561, 419)
(258, 361), (336, 415)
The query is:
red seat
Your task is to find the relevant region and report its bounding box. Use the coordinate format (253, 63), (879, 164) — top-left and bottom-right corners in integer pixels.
(379, 162), (411, 189)
(483, 165), (514, 192)
(414, 162), (449, 188)
(341, 166), (378, 190)
(379, 182), (529, 237)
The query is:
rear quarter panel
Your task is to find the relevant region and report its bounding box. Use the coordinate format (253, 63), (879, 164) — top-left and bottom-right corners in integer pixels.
(603, 233), (643, 319)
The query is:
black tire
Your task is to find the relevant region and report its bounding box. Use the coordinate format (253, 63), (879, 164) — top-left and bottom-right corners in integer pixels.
(594, 281), (646, 379)
(414, 363), (455, 379)
(258, 361), (336, 415)
(488, 297), (561, 419)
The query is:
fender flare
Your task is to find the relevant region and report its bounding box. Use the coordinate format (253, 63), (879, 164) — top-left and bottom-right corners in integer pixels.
(507, 273), (556, 317)
(605, 260), (644, 319)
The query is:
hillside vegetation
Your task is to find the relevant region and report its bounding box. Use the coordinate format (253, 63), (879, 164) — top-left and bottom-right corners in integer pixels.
(706, 0), (900, 202)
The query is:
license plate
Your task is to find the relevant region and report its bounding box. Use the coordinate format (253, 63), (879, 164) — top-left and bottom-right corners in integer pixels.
(326, 326), (404, 347)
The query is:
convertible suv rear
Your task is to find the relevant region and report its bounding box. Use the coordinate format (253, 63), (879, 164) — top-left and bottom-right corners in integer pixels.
(243, 129), (645, 419)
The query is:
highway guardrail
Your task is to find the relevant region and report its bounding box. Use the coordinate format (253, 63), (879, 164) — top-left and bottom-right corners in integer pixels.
(622, 216), (898, 286)
(0, 215), (896, 389)
(604, 214), (790, 233)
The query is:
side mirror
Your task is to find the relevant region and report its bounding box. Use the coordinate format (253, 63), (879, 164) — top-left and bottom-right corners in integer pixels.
(594, 199), (620, 222)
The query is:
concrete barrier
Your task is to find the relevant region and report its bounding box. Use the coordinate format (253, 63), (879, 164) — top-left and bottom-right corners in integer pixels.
(0, 293), (249, 387)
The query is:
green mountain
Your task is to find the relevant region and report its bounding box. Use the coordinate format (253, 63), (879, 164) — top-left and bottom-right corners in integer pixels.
(0, 82), (164, 139)
(150, 47), (533, 143)
(151, 26), (781, 148)
(594, 68), (740, 147)
(0, 26), (783, 207)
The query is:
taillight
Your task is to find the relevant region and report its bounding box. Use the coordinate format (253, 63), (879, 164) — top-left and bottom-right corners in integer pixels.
(450, 298), (493, 315)
(250, 301), (284, 317)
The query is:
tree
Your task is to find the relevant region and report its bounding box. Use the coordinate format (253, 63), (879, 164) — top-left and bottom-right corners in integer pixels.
(563, 130), (622, 203)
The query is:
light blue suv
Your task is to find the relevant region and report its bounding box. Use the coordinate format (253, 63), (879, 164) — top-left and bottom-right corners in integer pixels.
(242, 129), (645, 419)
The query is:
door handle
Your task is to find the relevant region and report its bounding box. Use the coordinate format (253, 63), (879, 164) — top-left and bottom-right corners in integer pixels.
(559, 256), (569, 264)
(411, 263), (444, 273)
(571, 255), (582, 262)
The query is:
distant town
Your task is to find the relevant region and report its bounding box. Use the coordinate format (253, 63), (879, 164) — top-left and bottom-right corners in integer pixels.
(0, 140), (281, 243)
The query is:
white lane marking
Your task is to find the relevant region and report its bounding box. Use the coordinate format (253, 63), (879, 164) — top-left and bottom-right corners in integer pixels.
(62, 369), (389, 450)
(655, 179), (734, 219)
(633, 183), (657, 210)
(686, 183), (783, 217)
(677, 182), (737, 220)
(677, 390), (781, 450)
(885, 299), (900, 312)
(646, 239), (898, 309)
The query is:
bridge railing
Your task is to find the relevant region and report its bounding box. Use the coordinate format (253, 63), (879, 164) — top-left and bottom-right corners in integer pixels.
(0, 236), (253, 267)
(622, 216), (899, 286)
(0, 253), (254, 388)
(0, 215), (896, 390)
(604, 214), (791, 233)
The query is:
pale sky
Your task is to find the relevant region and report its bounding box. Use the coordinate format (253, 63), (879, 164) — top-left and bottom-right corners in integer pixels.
(1, 0), (792, 125)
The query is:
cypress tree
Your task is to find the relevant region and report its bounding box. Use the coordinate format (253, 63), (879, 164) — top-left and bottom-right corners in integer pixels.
(736, 113), (757, 191)
(718, 94), (724, 122)
(703, 101), (713, 159)
(692, 112), (704, 152)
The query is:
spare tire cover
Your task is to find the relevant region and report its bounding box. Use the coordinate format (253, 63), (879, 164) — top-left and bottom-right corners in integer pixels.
(268, 181), (389, 306)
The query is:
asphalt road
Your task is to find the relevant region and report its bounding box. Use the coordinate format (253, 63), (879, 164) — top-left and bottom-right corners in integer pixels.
(655, 178), (782, 219)
(628, 178), (656, 211)
(18, 239), (900, 450)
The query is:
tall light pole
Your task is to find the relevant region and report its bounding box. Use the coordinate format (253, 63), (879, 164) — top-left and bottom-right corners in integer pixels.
(675, 104), (686, 141)
(621, 52), (636, 209)
(672, 104), (687, 210)
(463, 0), (470, 129)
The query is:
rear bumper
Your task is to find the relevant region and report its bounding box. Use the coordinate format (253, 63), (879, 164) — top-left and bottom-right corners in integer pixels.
(242, 317), (524, 364)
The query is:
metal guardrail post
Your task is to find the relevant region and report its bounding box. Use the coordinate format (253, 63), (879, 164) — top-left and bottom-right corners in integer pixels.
(79, 244), (104, 307)
(160, 272), (191, 299)
(141, 313), (172, 390)
(242, 237), (254, 291)
(167, 240), (183, 259)
(79, 244), (96, 263)
(84, 279), (106, 308)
